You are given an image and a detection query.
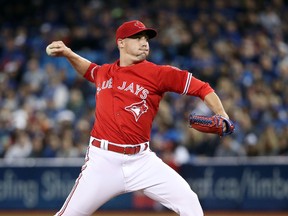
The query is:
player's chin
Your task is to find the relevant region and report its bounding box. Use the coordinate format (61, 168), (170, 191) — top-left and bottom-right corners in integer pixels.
(136, 53), (148, 61)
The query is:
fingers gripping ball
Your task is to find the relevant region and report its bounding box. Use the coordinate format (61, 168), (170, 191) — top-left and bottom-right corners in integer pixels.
(189, 113), (235, 137)
(46, 44), (56, 56)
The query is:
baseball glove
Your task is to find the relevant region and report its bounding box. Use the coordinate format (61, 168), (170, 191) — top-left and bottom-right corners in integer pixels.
(189, 113), (235, 137)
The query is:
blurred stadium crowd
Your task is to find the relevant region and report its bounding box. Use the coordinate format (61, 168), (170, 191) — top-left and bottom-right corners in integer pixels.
(0, 0), (288, 164)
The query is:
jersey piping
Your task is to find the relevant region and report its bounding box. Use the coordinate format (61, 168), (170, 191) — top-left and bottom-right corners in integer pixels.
(182, 72), (193, 95)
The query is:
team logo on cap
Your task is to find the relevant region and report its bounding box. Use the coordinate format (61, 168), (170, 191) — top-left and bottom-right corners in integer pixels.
(134, 21), (145, 29)
(125, 100), (148, 122)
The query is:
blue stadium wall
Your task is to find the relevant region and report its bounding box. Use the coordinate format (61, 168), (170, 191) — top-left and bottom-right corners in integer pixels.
(0, 157), (287, 211)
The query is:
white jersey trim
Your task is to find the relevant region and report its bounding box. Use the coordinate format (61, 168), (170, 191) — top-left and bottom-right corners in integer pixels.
(90, 65), (99, 80)
(181, 72), (193, 95)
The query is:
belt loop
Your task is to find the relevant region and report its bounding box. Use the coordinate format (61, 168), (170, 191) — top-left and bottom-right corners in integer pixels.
(139, 144), (144, 152)
(100, 139), (109, 150)
(89, 137), (94, 146)
(140, 142), (149, 152)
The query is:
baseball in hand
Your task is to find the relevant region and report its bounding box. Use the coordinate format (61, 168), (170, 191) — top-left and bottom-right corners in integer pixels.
(46, 44), (54, 56)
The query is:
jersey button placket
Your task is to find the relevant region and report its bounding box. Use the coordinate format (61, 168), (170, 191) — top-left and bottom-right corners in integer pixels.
(113, 72), (122, 120)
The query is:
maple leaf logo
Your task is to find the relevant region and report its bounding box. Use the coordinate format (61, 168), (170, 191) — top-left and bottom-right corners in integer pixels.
(134, 21), (145, 29)
(125, 100), (148, 122)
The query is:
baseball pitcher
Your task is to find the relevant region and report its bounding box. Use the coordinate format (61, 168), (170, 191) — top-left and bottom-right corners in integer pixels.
(47, 20), (234, 216)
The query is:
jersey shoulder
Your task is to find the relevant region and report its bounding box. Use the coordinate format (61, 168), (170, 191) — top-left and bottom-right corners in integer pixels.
(161, 64), (183, 72)
(141, 61), (181, 71)
(141, 60), (159, 68)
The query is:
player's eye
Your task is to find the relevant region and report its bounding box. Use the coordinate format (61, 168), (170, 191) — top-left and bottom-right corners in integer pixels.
(129, 34), (149, 41)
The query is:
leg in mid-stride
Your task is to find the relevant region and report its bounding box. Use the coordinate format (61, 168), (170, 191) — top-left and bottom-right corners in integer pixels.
(122, 150), (204, 216)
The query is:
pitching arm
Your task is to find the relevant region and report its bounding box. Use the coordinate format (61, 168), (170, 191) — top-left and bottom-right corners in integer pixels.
(46, 41), (91, 76)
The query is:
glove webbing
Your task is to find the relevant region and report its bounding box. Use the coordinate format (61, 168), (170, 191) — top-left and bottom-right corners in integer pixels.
(193, 118), (212, 125)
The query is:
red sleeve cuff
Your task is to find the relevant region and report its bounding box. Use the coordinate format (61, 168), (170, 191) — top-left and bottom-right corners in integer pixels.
(83, 63), (99, 82)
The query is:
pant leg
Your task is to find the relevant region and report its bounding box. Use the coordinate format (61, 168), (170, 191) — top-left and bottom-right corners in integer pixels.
(124, 151), (203, 216)
(55, 145), (126, 216)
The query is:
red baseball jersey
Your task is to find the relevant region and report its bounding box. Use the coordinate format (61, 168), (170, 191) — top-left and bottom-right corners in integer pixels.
(84, 60), (214, 144)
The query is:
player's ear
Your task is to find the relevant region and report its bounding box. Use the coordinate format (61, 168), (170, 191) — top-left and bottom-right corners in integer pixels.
(117, 39), (125, 48)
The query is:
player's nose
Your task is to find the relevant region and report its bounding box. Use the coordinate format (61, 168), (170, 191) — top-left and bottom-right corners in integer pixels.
(139, 36), (148, 44)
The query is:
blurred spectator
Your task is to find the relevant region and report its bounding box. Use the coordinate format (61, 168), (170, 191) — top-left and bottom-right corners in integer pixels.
(214, 136), (246, 157)
(257, 125), (281, 156)
(278, 126), (288, 155)
(22, 57), (48, 95)
(4, 130), (32, 161)
(42, 131), (61, 158)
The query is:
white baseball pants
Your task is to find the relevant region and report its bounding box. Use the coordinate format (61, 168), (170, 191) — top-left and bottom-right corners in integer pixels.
(55, 140), (203, 216)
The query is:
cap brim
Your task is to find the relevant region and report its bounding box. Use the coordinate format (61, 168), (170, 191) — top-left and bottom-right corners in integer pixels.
(128, 28), (157, 39)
